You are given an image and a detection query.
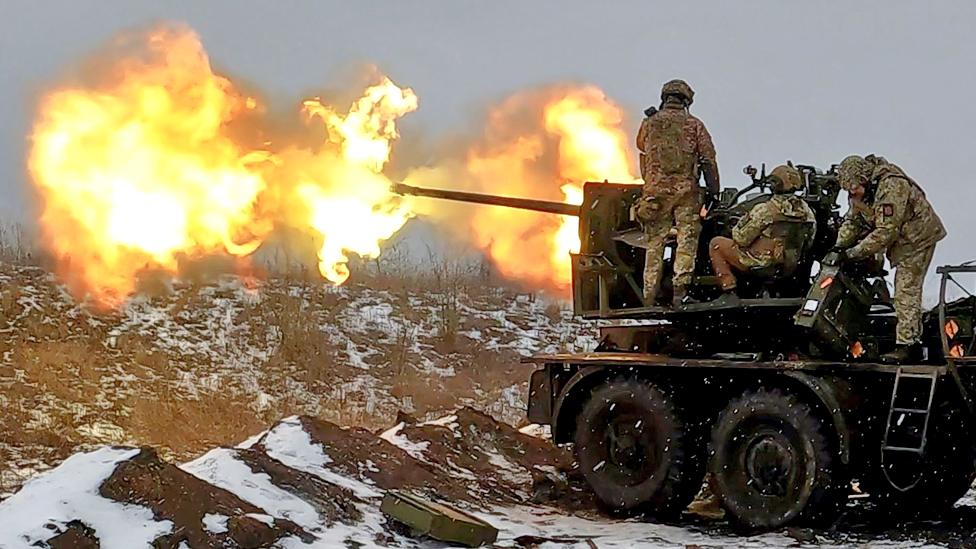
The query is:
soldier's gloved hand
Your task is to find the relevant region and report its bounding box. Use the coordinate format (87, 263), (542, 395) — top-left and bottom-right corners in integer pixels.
(821, 250), (846, 266)
(703, 192), (718, 213)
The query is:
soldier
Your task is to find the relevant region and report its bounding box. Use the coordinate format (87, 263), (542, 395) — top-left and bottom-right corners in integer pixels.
(833, 154), (946, 364)
(708, 165), (816, 302)
(635, 79), (719, 307)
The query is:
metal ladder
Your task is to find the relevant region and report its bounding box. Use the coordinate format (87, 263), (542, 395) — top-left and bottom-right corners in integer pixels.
(881, 367), (939, 491)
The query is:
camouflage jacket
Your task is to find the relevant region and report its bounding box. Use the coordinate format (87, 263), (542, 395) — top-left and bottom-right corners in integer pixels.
(843, 160), (946, 265)
(636, 103), (719, 198)
(733, 195), (817, 267)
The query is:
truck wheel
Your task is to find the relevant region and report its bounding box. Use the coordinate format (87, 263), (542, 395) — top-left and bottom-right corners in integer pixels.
(709, 388), (845, 529)
(574, 378), (703, 516)
(870, 401), (976, 516)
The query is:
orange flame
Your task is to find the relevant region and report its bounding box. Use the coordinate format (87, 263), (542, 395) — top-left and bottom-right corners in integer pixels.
(294, 79), (417, 283)
(28, 25), (416, 305)
(543, 92), (640, 284)
(28, 23), (640, 305)
(28, 27), (271, 306)
(407, 86), (639, 291)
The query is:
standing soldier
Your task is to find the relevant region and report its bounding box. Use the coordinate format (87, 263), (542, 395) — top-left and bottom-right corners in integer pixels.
(635, 79), (719, 307)
(833, 154), (946, 364)
(708, 165), (816, 301)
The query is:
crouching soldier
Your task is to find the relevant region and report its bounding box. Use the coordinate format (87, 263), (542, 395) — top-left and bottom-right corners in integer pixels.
(708, 165), (816, 303)
(833, 155), (946, 364)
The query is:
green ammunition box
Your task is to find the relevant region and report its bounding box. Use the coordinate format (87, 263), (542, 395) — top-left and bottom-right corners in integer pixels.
(380, 490), (498, 547)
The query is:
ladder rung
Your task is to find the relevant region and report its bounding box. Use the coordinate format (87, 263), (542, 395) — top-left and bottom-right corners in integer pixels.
(883, 445), (925, 453)
(896, 372), (938, 380)
(890, 407), (931, 414)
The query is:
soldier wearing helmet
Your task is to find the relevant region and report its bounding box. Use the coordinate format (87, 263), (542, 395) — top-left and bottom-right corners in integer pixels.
(635, 79), (720, 307)
(707, 165), (816, 302)
(833, 154), (946, 363)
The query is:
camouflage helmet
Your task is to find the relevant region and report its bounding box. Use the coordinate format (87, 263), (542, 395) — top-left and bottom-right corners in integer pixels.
(837, 155), (873, 191)
(660, 79), (694, 106)
(768, 165), (803, 194)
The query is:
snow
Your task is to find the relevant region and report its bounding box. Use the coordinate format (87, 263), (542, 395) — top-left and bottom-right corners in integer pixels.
(518, 423), (551, 439)
(201, 513), (229, 534)
(245, 512), (275, 526)
(183, 448), (322, 531)
(478, 507), (799, 549)
(421, 414), (459, 427)
(379, 421), (431, 461)
(0, 447), (172, 549)
(260, 416), (381, 499)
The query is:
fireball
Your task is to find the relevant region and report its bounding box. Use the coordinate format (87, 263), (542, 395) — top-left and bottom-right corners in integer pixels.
(28, 25), (417, 305)
(293, 78), (418, 284)
(28, 26), (271, 306)
(408, 85), (639, 291)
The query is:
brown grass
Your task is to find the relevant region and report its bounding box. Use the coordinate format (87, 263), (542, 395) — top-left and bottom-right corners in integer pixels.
(123, 385), (266, 460)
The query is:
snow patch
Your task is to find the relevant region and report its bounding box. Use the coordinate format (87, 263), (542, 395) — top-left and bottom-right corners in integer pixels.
(378, 422), (431, 461)
(0, 447), (172, 549)
(183, 448), (321, 531)
(201, 513), (229, 534)
(261, 417), (380, 499)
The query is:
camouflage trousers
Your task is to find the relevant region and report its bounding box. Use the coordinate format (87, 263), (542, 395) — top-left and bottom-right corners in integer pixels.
(635, 191), (701, 303)
(893, 245), (936, 345)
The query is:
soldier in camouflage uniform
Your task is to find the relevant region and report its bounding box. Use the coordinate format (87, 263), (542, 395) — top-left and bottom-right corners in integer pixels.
(834, 154), (946, 364)
(635, 79), (719, 307)
(708, 165), (816, 302)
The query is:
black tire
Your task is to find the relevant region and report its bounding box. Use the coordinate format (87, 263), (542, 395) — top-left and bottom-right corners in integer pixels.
(708, 388), (846, 529)
(574, 377), (703, 516)
(869, 399), (976, 516)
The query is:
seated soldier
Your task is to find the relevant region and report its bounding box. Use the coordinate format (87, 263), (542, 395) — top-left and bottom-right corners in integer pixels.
(708, 165), (816, 301)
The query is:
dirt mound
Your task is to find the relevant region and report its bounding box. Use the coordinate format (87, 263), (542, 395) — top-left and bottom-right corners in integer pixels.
(0, 410), (592, 547)
(100, 447), (314, 548)
(393, 408), (593, 508)
(233, 447), (364, 526)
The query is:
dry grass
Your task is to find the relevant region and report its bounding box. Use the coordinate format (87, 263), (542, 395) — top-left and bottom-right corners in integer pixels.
(123, 385), (266, 460)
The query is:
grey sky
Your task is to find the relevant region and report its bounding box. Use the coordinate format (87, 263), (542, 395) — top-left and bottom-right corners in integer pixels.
(3, 1), (976, 275)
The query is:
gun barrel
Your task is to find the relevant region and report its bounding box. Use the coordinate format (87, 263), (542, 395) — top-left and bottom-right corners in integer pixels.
(392, 183), (580, 217)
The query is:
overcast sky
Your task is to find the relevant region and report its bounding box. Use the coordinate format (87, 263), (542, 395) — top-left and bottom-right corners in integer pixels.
(3, 1), (975, 274)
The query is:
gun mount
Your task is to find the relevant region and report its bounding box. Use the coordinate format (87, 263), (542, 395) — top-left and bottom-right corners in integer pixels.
(395, 165), (897, 359)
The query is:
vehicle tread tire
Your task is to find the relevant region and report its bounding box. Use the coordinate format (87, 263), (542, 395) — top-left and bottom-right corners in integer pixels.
(708, 388), (846, 529)
(574, 377), (703, 517)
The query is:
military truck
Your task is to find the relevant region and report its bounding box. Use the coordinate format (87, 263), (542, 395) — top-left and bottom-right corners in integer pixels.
(393, 166), (976, 529)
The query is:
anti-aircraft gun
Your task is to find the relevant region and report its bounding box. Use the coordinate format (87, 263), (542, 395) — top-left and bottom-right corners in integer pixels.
(395, 163), (882, 360)
(395, 168), (976, 532)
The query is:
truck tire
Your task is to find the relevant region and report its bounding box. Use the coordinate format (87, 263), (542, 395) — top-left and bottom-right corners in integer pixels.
(870, 400), (976, 516)
(709, 388), (845, 529)
(574, 377), (703, 516)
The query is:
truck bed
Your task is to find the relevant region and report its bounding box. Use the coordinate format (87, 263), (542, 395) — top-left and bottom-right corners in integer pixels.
(522, 352), (950, 375)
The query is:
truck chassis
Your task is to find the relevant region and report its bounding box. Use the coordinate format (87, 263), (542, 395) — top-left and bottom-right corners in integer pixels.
(524, 265), (976, 529)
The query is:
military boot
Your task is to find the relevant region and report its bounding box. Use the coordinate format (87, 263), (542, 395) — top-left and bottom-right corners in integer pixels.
(710, 291), (741, 308)
(672, 286), (695, 308)
(881, 344), (922, 365)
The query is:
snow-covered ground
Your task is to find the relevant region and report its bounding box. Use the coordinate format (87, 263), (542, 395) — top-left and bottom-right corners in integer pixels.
(1, 411), (972, 548)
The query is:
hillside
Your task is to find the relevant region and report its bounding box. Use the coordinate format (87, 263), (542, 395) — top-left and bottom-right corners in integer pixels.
(0, 261), (592, 496)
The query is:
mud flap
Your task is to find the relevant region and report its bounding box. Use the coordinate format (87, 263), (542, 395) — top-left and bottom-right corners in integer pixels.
(527, 368), (552, 424)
